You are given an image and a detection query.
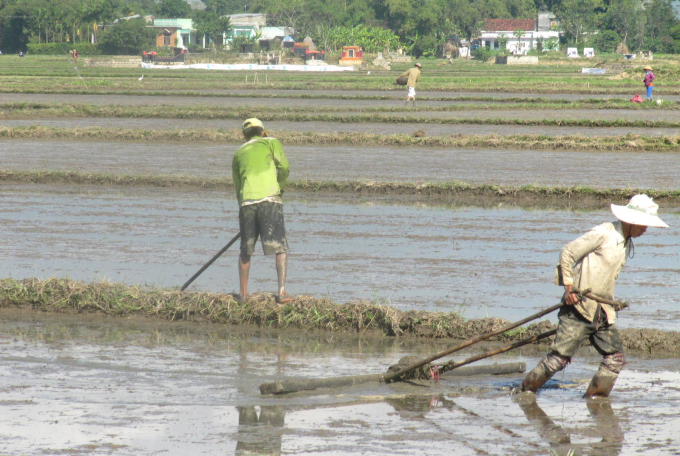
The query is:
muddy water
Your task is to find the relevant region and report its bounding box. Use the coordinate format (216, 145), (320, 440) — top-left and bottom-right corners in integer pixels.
(1, 184), (679, 331)
(2, 93), (678, 122)
(2, 139), (679, 189)
(330, 108), (678, 122)
(0, 310), (679, 455)
(0, 92), (459, 108)
(3, 118), (679, 137)
(83, 88), (680, 103)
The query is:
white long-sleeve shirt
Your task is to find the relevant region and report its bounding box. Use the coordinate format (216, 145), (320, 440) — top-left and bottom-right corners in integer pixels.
(555, 221), (629, 324)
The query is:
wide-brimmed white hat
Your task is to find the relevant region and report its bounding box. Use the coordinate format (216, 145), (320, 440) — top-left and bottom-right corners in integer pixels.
(611, 194), (669, 228)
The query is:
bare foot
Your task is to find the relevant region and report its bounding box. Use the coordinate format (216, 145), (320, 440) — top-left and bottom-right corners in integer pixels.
(275, 294), (294, 304)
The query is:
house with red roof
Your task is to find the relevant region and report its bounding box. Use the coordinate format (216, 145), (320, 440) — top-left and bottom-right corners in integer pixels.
(478, 16), (560, 54)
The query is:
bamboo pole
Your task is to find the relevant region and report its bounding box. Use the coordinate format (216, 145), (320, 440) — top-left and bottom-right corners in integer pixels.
(381, 302), (565, 383)
(438, 329), (557, 375)
(259, 289), (628, 395)
(181, 232), (240, 291)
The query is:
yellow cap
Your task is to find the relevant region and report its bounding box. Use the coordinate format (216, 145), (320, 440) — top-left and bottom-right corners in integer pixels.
(242, 118), (264, 130)
(643, 66), (652, 71)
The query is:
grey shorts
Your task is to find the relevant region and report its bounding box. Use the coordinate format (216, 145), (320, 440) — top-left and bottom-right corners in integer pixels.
(551, 306), (623, 358)
(239, 202), (289, 256)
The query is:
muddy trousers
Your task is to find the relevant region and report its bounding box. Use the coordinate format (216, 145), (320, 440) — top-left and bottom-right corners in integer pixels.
(517, 306), (626, 397)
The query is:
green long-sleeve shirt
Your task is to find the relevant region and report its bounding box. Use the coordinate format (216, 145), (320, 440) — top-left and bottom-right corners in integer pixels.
(232, 136), (290, 205)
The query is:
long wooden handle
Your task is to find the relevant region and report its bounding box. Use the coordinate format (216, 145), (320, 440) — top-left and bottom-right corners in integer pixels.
(386, 289), (629, 382)
(181, 233), (241, 291)
(383, 301), (564, 382)
(438, 329), (558, 375)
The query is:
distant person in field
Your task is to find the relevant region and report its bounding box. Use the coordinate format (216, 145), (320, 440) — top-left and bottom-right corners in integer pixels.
(400, 62), (421, 107)
(513, 194), (669, 398)
(232, 118), (292, 303)
(643, 66), (655, 102)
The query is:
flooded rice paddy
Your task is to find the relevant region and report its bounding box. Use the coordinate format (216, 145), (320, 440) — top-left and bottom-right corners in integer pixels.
(2, 184), (679, 330)
(8, 89), (677, 102)
(2, 118), (679, 137)
(1, 87), (679, 455)
(0, 310), (679, 455)
(2, 139), (679, 189)
(1, 93), (677, 123)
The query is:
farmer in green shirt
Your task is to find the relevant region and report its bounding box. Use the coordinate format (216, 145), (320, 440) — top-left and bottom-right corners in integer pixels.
(232, 118), (292, 303)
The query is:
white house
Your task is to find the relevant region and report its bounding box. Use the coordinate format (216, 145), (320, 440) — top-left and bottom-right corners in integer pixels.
(478, 18), (560, 54)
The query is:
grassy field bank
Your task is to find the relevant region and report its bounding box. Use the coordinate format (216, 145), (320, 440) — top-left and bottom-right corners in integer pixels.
(3, 170), (680, 203)
(1, 278), (678, 354)
(1, 125), (679, 151)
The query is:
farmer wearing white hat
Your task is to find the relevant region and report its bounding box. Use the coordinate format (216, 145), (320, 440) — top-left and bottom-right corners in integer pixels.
(514, 194), (668, 398)
(232, 118), (292, 303)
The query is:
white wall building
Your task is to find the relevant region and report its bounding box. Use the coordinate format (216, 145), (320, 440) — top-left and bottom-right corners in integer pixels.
(479, 18), (560, 54)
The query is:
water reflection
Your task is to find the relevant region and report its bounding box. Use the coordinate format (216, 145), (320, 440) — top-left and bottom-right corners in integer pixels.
(235, 405), (285, 456)
(385, 394), (457, 415)
(515, 395), (624, 456)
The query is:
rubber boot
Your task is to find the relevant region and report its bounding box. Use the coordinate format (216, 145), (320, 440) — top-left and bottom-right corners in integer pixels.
(513, 352), (570, 394)
(584, 371), (618, 398)
(584, 352), (625, 398)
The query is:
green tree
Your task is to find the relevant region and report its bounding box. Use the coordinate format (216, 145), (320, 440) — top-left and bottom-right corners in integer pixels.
(592, 29), (620, 52)
(554, 0), (602, 46)
(156, 0), (191, 18)
(204, 0), (245, 15)
(251, 0), (306, 28)
(505, 0), (536, 18)
(513, 28), (525, 52)
(497, 33), (509, 50)
(604, 0), (644, 49)
(99, 16), (155, 53)
(643, 0), (679, 51)
(192, 10), (231, 47)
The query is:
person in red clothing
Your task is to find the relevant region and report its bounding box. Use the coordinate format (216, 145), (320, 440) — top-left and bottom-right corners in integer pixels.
(643, 66), (655, 102)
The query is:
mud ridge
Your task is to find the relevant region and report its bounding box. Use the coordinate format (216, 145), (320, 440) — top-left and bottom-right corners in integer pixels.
(1, 278), (678, 356)
(1, 126), (680, 151)
(3, 171), (680, 204)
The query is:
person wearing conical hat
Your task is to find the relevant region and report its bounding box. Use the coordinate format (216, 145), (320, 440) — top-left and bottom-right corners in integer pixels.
(643, 66), (655, 102)
(514, 195), (668, 398)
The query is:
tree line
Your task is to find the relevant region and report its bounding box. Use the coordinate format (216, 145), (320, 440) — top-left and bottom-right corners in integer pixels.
(1, 0), (679, 54)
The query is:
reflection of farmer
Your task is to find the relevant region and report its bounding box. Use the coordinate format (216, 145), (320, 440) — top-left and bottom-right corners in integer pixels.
(232, 118), (292, 303)
(514, 195), (668, 398)
(643, 66), (655, 102)
(236, 406), (285, 455)
(400, 62), (421, 107)
(515, 394), (624, 453)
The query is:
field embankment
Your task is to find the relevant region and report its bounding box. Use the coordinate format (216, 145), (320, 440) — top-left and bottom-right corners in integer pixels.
(1, 278), (677, 355)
